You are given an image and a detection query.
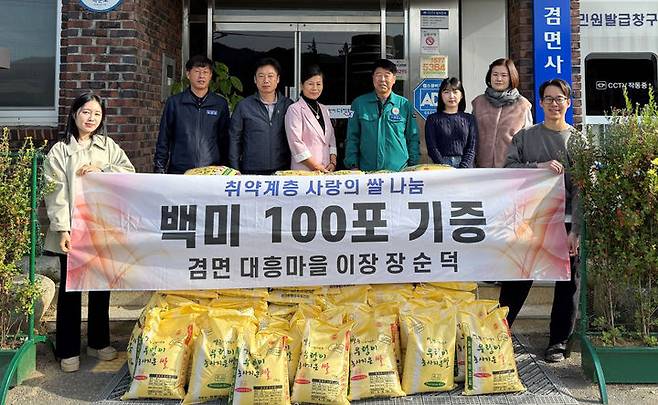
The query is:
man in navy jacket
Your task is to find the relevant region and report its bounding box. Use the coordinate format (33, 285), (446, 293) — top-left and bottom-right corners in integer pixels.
(229, 58), (293, 174)
(154, 55), (230, 174)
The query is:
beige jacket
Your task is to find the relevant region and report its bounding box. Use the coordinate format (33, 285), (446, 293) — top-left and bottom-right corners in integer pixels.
(43, 135), (135, 254)
(471, 94), (533, 168)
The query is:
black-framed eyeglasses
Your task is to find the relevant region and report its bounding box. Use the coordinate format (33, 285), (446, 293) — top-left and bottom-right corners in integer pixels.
(542, 96), (568, 105)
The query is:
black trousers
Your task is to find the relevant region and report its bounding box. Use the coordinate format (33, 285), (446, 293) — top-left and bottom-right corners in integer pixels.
(499, 224), (580, 346)
(56, 254), (111, 359)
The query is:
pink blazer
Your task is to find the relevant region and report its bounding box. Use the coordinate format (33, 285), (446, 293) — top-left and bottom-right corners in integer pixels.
(285, 98), (337, 171)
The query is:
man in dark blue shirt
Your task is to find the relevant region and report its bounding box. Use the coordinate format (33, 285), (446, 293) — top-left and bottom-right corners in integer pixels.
(154, 55), (230, 174)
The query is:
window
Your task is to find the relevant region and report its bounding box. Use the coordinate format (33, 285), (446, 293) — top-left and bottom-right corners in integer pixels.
(0, 0), (60, 125)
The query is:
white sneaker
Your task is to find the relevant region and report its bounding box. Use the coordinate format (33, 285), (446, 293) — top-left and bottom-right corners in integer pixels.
(86, 346), (118, 361)
(60, 356), (80, 372)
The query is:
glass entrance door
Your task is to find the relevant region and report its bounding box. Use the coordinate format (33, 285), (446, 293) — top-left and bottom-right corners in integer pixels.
(299, 24), (380, 168)
(213, 22), (382, 169)
(213, 23), (296, 98)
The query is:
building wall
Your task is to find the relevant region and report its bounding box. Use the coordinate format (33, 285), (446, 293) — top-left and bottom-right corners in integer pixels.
(507, 0), (582, 127)
(461, 0), (508, 112)
(6, 0), (183, 172)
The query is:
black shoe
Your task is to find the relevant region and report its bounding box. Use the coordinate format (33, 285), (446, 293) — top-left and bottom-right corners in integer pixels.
(544, 343), (566, 363)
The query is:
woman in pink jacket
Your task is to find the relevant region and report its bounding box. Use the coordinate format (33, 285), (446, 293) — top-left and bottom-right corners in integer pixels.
(285, 64), (337, 172)
(471, 58), (533, 168)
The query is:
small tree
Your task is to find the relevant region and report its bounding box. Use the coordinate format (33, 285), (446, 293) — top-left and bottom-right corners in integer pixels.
(0, 128), (43, 349)
(570, 90), (658, 346)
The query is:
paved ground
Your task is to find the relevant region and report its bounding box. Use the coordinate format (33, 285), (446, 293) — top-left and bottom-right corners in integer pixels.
(5, 323), (658, 405)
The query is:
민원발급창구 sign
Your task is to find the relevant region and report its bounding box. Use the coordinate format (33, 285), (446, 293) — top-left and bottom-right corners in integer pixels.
(66, 170), (571, 291)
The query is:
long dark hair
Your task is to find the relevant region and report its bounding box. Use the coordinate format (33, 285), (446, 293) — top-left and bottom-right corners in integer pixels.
(437, 77), (466, 113)
(62, 92), (106, 144)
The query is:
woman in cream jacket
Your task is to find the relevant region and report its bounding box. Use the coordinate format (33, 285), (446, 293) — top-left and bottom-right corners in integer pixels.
(44, 92), (134, 372)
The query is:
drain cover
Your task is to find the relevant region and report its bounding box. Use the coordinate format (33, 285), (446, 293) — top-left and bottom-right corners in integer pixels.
(96, 335), (578, 405)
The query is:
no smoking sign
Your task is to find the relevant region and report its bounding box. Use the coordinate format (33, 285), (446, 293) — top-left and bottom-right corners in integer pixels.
(421, 29), (439, 54)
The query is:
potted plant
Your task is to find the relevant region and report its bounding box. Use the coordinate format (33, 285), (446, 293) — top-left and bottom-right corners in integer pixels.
(171, 61), (244, 111)
(569, 90), (658, 384)
(0, 127), (44, 394)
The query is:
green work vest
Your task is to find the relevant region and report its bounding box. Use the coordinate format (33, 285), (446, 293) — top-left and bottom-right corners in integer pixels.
(344, 91), (420, 171)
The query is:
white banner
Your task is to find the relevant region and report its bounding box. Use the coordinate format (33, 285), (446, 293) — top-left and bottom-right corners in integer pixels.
(66, 170), (570, 291)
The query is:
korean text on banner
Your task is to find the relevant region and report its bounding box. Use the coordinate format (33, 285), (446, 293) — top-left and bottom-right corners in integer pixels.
(66, 170), (570, 291)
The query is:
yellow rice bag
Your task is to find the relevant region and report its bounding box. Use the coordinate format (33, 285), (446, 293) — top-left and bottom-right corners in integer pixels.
(165, 294), (199, 307)
(287, 319), (306, 388)
(333, 169), (364, 175)
(127, 301), (204, 378)
(259, 315), (290, 332)
(268, 288), (321, 305)
(398, 299), (451, 365)
(275, 285), (321, 291)
(400, 307), (456, 394)
(127, 294), (166, 378)
(455, 300), (500, 382)
(461, 307), (525, 395)
(367, 283), (414, 305)
(326, 284), (371, 305)
(268, 303), (298, 319)
(274, 169), (323, 176)
(218, 288), (269, 299)
(365, 169), (394, 174)
(403, 164), (453, 171)
(184, 165), (240, 176)
(163, 289), (218, 299)
(231, 328), (291, 405)
(426, 282), (478, 292)
(319, 306), (347, 326)
(183, 309), (258, 404)
(209, 297), (269, 319)
(291, 319), (352, 405)
(289, 303), (323, 325)
(122, 306), (200, 400)
(348, 313), (405, 400)
(372, 304), (402, 376)
(413, 284), (476, 303)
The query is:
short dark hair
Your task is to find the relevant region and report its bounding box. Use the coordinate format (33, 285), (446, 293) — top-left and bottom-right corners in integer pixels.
(62, 92), (106, 144)
(437, 77), (467, 113)
(185, 54), (213, 71)
(254, 57), (281, 76)
(539, 78), (571, 99)
(301, 64), (323, 84)
(485, 58), (520, 89)
(371, 59), (397, 75)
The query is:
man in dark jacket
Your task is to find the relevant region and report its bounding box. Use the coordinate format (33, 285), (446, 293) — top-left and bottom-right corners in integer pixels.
(154, 55), (230, 174)
(229, 58), (293, 174)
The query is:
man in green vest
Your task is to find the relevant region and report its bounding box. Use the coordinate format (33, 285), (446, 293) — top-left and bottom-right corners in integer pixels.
(344, 59), (420, 171)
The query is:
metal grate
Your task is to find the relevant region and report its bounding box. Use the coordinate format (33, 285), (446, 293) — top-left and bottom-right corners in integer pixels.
(95, 335), (579, 405)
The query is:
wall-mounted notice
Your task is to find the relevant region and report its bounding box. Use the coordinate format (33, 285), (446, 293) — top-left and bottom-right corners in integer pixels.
(421, 29), (440, 54)
(390, 59), (409, 80)
(421, 10), (449, 29)
(420, 55), (448, 79)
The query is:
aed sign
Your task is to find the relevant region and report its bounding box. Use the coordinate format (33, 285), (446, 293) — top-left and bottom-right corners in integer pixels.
(413, 79), (442, 120)
(80, 0), (123, 12)
(585, 52), (658, 116)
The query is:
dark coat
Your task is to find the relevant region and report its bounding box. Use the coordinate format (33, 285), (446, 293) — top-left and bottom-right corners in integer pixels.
(154, 88), (230, 174)
(228, 93), (294, 173)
